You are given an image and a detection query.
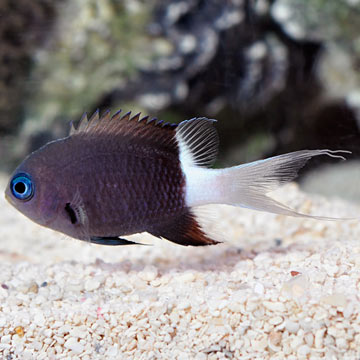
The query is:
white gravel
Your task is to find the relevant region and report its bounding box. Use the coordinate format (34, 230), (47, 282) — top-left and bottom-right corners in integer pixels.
(1, 173), (360, 359)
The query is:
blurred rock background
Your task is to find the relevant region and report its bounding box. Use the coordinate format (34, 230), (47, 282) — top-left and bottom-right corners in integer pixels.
(0, 0), (360, 200)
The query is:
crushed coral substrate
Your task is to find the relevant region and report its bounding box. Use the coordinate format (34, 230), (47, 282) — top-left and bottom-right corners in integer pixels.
(0, 174), (360, 359)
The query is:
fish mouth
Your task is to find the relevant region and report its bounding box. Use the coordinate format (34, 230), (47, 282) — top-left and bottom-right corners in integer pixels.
(4, 191), (13, 205)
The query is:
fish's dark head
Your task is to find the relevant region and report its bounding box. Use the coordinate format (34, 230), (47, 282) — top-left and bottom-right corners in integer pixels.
(5, 139), (86, 240)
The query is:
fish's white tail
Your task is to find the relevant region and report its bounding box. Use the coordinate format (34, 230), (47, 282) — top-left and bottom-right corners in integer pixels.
(184, 150), (350, 219)
(175, 118), (351, 219)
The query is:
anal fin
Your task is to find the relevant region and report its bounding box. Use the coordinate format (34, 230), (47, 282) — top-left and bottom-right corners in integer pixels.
(149, 210), (219, 246)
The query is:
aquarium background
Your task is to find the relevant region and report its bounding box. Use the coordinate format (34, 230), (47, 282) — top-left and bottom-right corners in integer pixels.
(1, 0), (360, 200)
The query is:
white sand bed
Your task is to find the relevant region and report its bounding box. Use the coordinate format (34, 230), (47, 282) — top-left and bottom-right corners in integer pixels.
(1, 173), (360, 359)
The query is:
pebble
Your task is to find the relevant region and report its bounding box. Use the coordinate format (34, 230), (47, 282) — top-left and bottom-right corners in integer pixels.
(0, 287), (8, 299)
(253, 283), (264, 295)
(263, 301), (286, 312)
(177, 272), (196, 283)
(33, 313), (45, 327)
(304, 333), (313, 347)
(290, 336), (303, 350)
(325, 265), (339, 277)
(138, 267), (158, 282)
(321, 293), (347, 307)
(297, 344), (310, 356)
(27, 282), (39, 294)
(14, 326), (24, 337)
(0, 317), (6, 327)
(194, 353), (207, 360)
(286, 320), (300, 333)
(64, 337), (84, 354)
(269, 316), (283, 325)
(336, 337), (348, 349)
(178, 301), (191, 310)
(282, 275), (308, 298)
(269, 330), (282, 346)
(69, 327), (87, 339)
(84, 279), (101, 292)
(251, 335), (267, 350)
(314, 328), (325, 348)
(106, 345), (119, 356)
(1, 335), (11, 344)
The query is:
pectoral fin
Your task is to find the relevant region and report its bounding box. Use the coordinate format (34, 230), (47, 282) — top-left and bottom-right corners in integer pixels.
(90, 236), (148, 246)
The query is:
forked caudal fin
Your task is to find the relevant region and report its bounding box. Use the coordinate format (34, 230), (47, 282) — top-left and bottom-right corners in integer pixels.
(183, 149), (352, 219)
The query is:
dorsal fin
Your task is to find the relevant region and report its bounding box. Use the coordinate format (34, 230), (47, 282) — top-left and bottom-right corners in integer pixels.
(70, 112), (88, 136)
(175, 118), (219, 168)
(69, 109), (178, 149)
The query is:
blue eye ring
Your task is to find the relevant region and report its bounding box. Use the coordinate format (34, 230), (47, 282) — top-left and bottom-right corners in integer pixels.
(10, 173), (34, 201)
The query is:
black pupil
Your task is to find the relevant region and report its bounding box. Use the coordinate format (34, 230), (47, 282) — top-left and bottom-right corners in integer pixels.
(14, 182), (26, 194)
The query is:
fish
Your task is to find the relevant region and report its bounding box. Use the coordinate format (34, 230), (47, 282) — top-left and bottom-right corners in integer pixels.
(4, 110), (350, 246)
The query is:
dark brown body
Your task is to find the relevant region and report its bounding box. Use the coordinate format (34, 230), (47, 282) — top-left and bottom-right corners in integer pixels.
(23, 129), (185, 241)
(65, 135), (185, 237)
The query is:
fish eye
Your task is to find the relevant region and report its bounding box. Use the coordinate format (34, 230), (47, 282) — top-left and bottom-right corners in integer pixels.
(10, 173), (34, 201)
